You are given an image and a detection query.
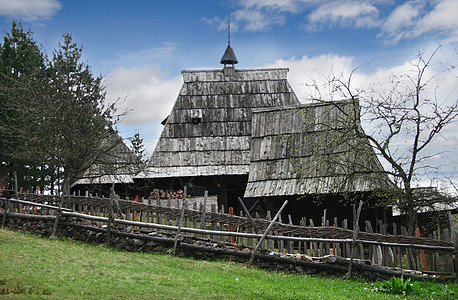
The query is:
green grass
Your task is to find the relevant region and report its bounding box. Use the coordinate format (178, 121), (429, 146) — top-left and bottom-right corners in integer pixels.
(0, 229), (457, 299)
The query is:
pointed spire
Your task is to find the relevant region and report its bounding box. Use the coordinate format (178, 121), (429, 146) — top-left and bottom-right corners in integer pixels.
(220, 19), (238, 66)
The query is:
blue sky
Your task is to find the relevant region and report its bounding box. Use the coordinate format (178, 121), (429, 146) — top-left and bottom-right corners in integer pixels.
(1, 0), (457, 189)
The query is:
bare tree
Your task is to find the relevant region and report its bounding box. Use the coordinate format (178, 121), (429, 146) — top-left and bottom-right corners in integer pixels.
(302, 46), (458, 232)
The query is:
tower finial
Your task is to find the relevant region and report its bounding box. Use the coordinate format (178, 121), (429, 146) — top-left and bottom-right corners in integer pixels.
(228, 18), (231, 45)
(220, 18), (238, 69)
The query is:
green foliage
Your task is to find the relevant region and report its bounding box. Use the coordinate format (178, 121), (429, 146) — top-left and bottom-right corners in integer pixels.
(0, 21), (122, 191)
(0, 21), (55, 192)
(45, 33), (115, 183)
(2, 229), (458, 299)
(130, 130), (147, 162)
(375, 276), (420, 295)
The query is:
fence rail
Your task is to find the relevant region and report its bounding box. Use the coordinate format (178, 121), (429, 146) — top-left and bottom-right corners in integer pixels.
(1, 192), (457, 278)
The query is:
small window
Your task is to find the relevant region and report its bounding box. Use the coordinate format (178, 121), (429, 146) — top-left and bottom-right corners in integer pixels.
(191, 109), (202, 124)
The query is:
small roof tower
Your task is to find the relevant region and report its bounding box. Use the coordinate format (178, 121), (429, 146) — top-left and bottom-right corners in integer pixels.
(220, 19), (238, 68)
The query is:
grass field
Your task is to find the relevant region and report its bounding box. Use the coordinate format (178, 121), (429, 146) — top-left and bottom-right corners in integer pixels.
(0, 228), (457, 299)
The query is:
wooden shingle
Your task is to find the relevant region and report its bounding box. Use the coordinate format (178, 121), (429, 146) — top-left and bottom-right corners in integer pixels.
(147, 68), (300, 178)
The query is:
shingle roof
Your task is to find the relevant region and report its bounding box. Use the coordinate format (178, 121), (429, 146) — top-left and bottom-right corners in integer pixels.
(146, 68), (300, 178)
(244, 100), (391, 197)
(72, 132), (144, 186)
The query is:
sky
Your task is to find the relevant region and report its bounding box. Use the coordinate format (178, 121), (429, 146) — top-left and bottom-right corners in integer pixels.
(1, 0), (457, 190)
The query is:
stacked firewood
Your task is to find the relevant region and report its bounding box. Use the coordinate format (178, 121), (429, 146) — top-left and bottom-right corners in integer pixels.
(150, 189), (190, 199)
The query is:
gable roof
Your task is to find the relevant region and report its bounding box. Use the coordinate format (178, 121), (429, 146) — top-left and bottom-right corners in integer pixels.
(72, 132), (144, 186)
(146, 68), (300, 178)
(244, 100), (391, 198)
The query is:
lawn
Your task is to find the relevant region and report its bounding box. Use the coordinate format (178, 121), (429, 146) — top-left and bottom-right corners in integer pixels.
(0, 228), (456, 299)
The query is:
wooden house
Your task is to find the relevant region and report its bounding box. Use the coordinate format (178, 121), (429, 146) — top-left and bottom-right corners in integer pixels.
(245, 101), (391, 223)
(145, 45), (390, 223)
(71, 131), (145, 197)
(145, 44), (299, 208)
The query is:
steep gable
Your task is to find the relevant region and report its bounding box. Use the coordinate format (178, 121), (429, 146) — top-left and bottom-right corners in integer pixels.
(146, 68), (300, 178)
(245, 100), (391, 198)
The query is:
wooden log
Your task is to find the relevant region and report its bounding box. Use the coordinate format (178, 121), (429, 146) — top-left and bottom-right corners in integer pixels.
(61, 211), (108, 222)
(0, 211), (56, 221)
(2, 198), (72, 212)
(247, 200), (288, 267)
(336, 257), (434, 280)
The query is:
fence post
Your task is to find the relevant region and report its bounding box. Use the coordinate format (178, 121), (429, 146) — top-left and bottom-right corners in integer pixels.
(247, 200), (288, 267)
(51, 179), (68, 239)
(1, 198), (9, 228)
(346, 200), (363, 279)
(415, 227), (428, 271)
(200, 191), (208, 230)
(238, 197), (259, 234)
(106, 185), (115, 247)
(173, 186), (187, 255)
(447, 211), (458, 282)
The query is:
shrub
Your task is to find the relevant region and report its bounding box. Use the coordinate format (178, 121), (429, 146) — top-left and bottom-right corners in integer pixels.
(375, 276), (420, 295)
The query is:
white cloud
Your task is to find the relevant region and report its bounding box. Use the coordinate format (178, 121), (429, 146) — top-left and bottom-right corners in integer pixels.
(200, 16), (228, 32)
(107, 43), (178, 69)
(243, 0), (300, 12)
(413, 0), (458, 40)
(382, 1), (421, 33)
(203, 1), (457, 44)
(264, 50), (458, 185)
(380, 0), (458, 44)
(0, 0), (61, 21)
(264, 54), (355, 101)
(232, 8), (285, 32)
(307, 1), (379, 30)
(104, 66), (182, 126)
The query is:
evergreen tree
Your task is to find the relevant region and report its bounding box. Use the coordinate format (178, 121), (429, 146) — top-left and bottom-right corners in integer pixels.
(1, 23), (124, 193)
(0, 21), (54, 192)
(130, 131), (147, 163)
(44, 33), (117, 187)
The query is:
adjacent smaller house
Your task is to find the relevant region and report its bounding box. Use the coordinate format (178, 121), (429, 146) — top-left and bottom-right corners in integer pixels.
(71, 131), (144, 196)
(246, 100), (390, 197)
(244, 100), (392, 222)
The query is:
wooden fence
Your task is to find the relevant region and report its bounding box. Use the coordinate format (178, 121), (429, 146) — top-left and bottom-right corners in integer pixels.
(1, 192), (457, 278)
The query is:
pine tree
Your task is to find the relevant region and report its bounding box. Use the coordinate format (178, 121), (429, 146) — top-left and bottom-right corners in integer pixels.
(130, 131), (147, 163)
(0, 21), (54, 192)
